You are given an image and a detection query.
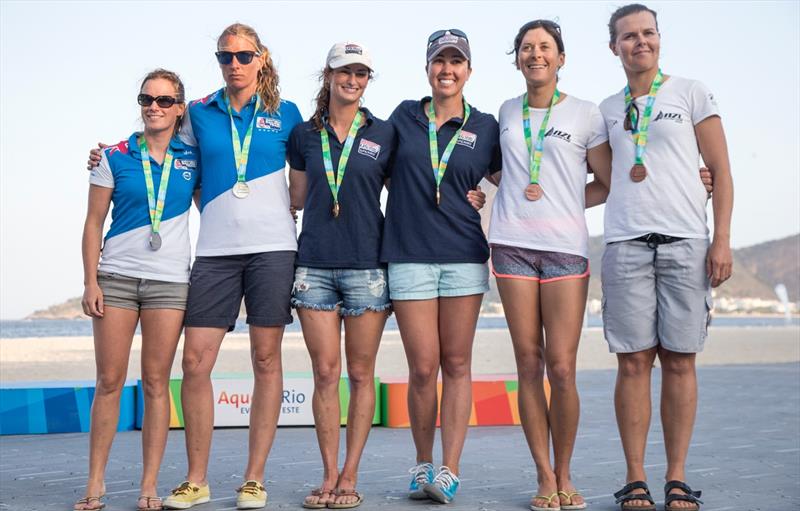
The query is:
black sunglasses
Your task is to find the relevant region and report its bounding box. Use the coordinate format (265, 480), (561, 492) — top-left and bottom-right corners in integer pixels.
(215, 50), (260, 65)
(137, 94), (180, 108)
(624, 101), (640, 132)
(428, 28), (469, 45)
(531, 19), (562, 33)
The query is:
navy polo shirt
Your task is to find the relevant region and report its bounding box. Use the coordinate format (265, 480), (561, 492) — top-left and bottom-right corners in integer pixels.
(381, 98), (501, 264)
(288, 108), (395, 269)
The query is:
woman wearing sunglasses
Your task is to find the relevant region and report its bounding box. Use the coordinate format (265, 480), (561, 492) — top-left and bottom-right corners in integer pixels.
(600, 4), (733, 511)
(159, 23), (302, 510)
(381, 29), (501, 505)
(78, 69), (198, 511)
(286, 42), (392, 510)
(487, 19), (613, 511)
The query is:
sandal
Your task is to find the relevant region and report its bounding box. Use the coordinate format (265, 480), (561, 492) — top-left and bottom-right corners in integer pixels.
(302, 487), (334, 509)
(614, 481), (656, 511)
(531, 492), (561, 511)
(664, 480), (703, 511)
(73, 496), (105, 511)
(327, 488), (363, 509)
(559, 490), (587, 510)
(137, 495), (163, 511)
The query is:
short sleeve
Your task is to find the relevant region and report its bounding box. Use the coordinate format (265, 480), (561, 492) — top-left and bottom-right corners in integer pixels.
(179, 107), (197, 146)
(586, 103), (609, 149)
(283, 101), (303, 134)
(689, 80), (720, 125)
(288, 124), (306, 171)
(89, 150), (114, 188)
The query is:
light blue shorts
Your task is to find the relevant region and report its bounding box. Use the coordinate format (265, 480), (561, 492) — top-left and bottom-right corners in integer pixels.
(388, 263), (489, 300)
(291, 267), (391, 316)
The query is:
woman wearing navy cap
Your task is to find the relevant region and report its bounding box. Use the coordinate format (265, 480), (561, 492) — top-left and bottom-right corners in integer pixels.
(78, 69), (198, 511)
(381, 29), (501, 505)
(287, 41), (393, 510)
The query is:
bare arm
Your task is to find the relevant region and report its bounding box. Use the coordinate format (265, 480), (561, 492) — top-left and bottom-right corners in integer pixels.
(585, 141), (612, 208)
(289, 169), (307, 210)
(695, 115), (734, 287)
(81, 185), (112, 317)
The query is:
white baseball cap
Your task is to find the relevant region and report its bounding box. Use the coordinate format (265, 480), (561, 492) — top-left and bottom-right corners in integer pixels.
(326, 41), (373, 70)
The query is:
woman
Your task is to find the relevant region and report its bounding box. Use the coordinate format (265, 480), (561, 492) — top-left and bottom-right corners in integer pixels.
(287, 42), (393, 510)
(381, 29), (501, 505)
(487, 20), (612, 511)
(159, 23), (303, 510)
(78, 69), (198, 511)
(600, 4), (733, 511)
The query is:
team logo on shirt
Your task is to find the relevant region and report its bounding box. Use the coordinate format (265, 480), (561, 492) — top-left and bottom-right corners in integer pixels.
(653, 111), (684, 124)
(256, 117), (282, 131)
(174, 159), (197, 170)
(357, 139), (381, 160)
(545, 127), (572, 143)
(106, 140), (129, 156)
(182, 171), (192, 181)
(456, 130), (477, 149)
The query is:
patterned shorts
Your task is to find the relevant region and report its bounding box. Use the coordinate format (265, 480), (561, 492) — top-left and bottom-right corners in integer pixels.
(490, 244), (589, 283)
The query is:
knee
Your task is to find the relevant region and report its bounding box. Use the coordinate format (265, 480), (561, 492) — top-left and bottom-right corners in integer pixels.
(313, 362), (341, 388)
(409, 363), (439, 386)
(252, 350), (281, 378)
(441, 354), (470, 380)
(181, 351), (209, 379)
(346, 363), (374, 389)
(141, 374), (170, 400)
(546, 361), (576, 390)
(618, 353), (654, 379)
(659, 352), (696, 377)
(516, 353), (546, 382)
(95, 372), (126, 397)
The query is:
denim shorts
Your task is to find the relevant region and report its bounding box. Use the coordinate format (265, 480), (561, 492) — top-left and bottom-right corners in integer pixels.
(491, 244), (590, 282)
(291, 267), (391, 316)
(98, 272), (188, 311)
(388, 262), (489, 300)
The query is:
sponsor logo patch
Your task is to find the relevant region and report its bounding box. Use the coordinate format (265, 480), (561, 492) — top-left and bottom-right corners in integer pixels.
(358, 139), (381, 160)
(257, 117), (282, 131)
(345, 44), (362, 55)
(174, 159), (197, 170)
(456, 130), (477, 149)
(653, 110), (684, 124)
(182, 171), (192, 181)
(545, 126), (572, 143)
(438, 34), (459, 45)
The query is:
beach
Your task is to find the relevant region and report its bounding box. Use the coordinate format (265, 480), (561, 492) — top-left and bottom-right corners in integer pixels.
(1, 326), (798, 382)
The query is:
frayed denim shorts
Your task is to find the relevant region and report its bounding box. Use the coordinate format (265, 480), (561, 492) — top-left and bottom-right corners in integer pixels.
(291, 267), (392, 316)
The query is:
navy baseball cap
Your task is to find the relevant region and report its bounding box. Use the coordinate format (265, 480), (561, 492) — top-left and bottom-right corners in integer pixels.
(426, 29), (471, 62)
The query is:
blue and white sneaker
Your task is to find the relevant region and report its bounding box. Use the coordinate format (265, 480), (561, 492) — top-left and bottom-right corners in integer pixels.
(424, 466), (460, 504)
(408, 462), (435, 500)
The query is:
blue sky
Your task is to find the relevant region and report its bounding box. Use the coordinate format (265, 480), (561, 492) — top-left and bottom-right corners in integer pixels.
(1, 0), (798, 319)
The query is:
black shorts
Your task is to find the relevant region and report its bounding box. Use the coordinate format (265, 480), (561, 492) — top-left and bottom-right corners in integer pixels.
(185, 251), (295, 331)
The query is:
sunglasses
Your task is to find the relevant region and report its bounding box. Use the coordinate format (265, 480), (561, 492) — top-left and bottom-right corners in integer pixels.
(624, 101), (639, 132)
(428, 28), (469, 45)
(215, 50), (260, 65)
(531, 19), (562, 33)
(137, 94), (180, 108)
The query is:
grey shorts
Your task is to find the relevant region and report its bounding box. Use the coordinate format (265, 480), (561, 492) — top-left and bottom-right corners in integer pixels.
(185, 251), (295, 331)
(97, 272), (188, 311)
(601, 238), (712, 354)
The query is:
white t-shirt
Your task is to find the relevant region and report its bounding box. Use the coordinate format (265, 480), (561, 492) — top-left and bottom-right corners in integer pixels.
(599, 76), (720, 243)
(488, 94), (608, 258)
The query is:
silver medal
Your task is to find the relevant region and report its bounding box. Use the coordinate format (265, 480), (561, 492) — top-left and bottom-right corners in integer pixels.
(149, 232), (162, 251)
(232, 181), (250, 199)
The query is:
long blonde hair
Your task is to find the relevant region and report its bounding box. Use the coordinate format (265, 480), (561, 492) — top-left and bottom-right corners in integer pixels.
(217, 23), (281, 114)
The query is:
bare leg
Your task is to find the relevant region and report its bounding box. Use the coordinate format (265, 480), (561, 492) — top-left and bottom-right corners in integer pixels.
(658, 347), (698, 509)
(80, 306), (139, 508)
(138, 308), (184, 502)
(540, 278), (588, 508)
(394, 299), (440, 465)
(181, 326), (226, 485)
(243, 325), (286, 482)
(615, 347), (658, 507)
(298, 308), (342, 507)
(497, 278), (557, 508)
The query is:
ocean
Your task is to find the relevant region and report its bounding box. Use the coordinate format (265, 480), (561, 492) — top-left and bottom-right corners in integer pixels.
(0, 316), (797, 339)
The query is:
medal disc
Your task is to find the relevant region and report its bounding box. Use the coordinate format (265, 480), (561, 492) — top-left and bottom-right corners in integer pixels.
(232, 181), (250, 198)
(332, 202), (340, 218)
(525, 183), (543, 201)
(630, 164), (647, 183)
(148, 232), (162, 251)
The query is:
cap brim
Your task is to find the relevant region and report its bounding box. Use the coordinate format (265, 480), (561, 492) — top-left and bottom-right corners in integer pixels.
(427, 44), (470, 62)
(328, 55), (373, 70)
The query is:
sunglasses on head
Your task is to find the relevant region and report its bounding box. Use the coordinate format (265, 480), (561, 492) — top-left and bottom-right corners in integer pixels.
(428, 28), (469, 45)
(624, 101), (640, 132)
(215, 50), (260, 65)
(531, 19), (562, 33)
(137, 94), (180, 108)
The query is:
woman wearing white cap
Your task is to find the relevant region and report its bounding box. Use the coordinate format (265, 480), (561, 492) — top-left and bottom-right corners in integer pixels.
(287, 41), (393, 510)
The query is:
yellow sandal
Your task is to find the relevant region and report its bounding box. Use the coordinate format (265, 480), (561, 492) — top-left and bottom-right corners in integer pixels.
(559, 490), (587, 510)
(531, 492), (561, 511)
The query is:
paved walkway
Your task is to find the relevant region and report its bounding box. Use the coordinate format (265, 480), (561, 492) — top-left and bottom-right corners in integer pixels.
(2, 364), (798, 510)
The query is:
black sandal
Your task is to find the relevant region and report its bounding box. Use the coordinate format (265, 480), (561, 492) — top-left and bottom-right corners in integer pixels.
(664, 480), (703, 511)
(613, 481), (656, 511)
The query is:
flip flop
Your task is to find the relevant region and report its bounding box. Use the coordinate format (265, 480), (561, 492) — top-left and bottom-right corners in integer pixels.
(137, 495), (163, 511)
(302, 487), (334, 509)
(559, 490), (587, 510)
(531, 492), (561, 511)
(73, 496), (105, 511)
(327, 488), (363, 509)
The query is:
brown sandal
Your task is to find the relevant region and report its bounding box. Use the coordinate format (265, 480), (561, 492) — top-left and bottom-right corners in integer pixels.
(302, 487), (334, 509)
(327, 488), (363, 509)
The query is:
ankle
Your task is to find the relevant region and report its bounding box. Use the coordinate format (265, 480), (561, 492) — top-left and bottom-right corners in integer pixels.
(536, 470), (557, 486)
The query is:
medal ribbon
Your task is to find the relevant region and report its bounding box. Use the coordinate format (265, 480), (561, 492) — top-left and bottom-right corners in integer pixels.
(428, 98), (471, 194)
(522, 89), (560, 185)
(225, 91), (261, 184)
(624, 68), (664, 165)
(319, 110), (363, 207)
(139, 137), (174, 235)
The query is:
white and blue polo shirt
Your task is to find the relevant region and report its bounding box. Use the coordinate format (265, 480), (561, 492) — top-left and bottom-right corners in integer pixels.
(89, 133), (200, 283)
(182, 89), (303, 256)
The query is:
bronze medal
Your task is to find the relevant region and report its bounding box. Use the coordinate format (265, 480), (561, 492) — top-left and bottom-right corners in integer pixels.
(332, 201), (340, 218)
(630, 164), (647, 183)
(525, 183), (543, 201)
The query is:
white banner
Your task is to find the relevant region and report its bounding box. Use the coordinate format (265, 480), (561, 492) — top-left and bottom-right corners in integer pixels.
(212, 377), (315, 426)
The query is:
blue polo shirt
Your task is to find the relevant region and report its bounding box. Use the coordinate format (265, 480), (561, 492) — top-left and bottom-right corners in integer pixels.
(381, 98), (501, 264)
(288, 108), (395, 269)
(182, 88), (303, 256)
(89, 133), (200, 282)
